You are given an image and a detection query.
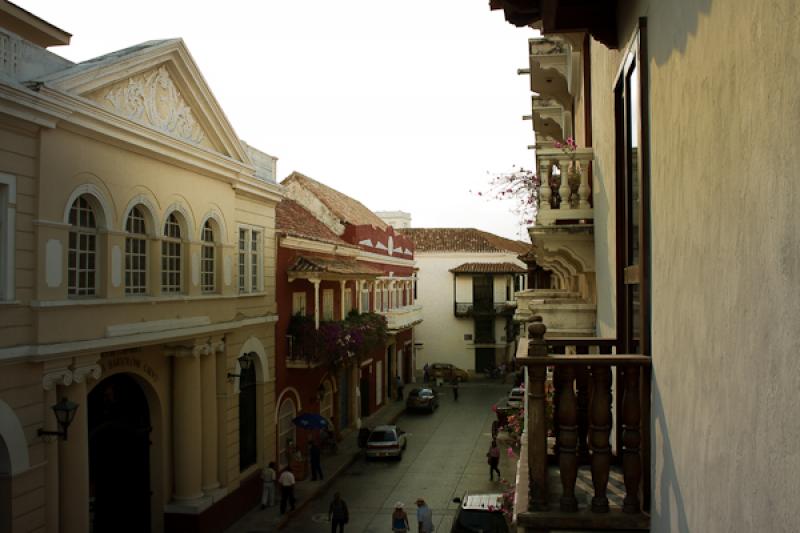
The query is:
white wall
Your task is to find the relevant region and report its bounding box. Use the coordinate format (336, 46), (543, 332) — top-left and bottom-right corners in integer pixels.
(588, 1), (800, 531)
(414, 252), (526, 371)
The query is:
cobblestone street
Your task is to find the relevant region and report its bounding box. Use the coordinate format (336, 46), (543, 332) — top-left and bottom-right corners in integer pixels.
(278, 380), (517, 533)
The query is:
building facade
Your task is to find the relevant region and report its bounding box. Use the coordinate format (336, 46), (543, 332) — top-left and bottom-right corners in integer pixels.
(0, 6), (281, 533)
(490, 1), (800, 532)
(398, 228), (529, 373)
(273, 173), (420, 473)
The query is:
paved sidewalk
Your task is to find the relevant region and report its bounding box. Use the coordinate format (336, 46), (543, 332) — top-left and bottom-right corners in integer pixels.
(225, 396), (409, 533)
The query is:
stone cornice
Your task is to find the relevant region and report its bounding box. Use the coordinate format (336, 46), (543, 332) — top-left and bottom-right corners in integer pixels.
(1, 314), (276, 364)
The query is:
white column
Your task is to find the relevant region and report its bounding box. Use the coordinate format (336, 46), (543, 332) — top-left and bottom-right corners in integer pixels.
(172, 346), (204, 501)
(42, 363), (72, 533)
(339, 280), (347, 320)
(58, 380), (89, 533)
(201, 342), (220, 493)
(357, 280), (364, 313)
(558, 156), (572, 209)
(312, 278), (321, 329)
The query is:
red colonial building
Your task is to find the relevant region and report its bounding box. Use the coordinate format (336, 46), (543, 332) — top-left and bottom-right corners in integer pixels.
(273, 173), (421, 472)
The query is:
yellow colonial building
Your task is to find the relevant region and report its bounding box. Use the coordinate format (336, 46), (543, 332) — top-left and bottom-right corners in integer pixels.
(0, 3), (281, 532)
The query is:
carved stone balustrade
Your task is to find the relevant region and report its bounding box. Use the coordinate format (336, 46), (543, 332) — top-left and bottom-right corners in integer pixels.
(514, 319), (651, 532)
(514, 289), (595, 336)
(535, 147), (594, 224)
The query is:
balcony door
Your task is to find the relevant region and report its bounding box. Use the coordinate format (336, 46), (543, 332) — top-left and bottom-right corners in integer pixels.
(472, 275), (493, 312)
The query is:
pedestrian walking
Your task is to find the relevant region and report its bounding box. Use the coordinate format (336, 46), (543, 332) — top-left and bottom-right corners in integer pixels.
(395, 375), (404, 400)
(310, 440), (324, 480)
(423, 363), (430, 383)
(452, 377), (459, 401)
(328, 492), (349, 533)
(391, 501), (410, 532)
(260, 461), (277, 509)
(278, 466), (296, 514)
(416, 498), (433, 533)
(487, 440), (501, 481)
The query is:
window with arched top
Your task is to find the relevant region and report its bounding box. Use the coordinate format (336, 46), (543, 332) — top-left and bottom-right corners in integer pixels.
(68, 195), (98, 296)
(161, 213), (182, 294)
(277, 398), (297, 469)
(125, 206), (148, 295)
(200, 220), (215, 293)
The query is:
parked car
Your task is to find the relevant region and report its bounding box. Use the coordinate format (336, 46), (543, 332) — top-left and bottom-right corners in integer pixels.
(406, 388), (439, 413)
(451, 493), (509, 533)
(507, 387), (525, 408)
(365, 425), (407, 460)
(429, 362), (470, 382)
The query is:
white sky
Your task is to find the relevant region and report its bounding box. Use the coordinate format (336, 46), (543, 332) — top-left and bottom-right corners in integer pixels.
(22, 0), (536, 241)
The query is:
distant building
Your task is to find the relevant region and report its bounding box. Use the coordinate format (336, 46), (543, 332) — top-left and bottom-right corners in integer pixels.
(398, 228), (529, 373)
(274, 173), (421, 471)
(375, 210), (412, 229)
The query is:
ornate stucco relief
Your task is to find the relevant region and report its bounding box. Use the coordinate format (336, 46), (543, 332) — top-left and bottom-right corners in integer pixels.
(88, 66), (214, 150)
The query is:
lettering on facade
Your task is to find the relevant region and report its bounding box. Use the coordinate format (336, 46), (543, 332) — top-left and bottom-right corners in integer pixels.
(100, 354), (159, 383)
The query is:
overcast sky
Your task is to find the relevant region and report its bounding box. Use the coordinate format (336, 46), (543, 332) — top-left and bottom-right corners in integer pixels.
(23, 1), (536, 240)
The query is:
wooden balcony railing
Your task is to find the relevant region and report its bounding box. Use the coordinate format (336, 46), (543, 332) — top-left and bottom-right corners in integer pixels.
(515, 316), (651, 531)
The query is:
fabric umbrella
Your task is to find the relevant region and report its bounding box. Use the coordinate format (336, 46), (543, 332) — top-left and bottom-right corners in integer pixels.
(292, 412), (329, 430)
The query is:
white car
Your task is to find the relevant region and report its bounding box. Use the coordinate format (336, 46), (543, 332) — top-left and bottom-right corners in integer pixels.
(365, 425), (407, 460)
(507, 387), (525, 408)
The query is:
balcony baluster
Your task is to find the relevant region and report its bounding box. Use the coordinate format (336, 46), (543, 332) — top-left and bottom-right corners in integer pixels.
(558, 156), (573, 209)
(557, 364), (578, 512)
(622, 365), (642, 514)
(589, 364), (612, 513)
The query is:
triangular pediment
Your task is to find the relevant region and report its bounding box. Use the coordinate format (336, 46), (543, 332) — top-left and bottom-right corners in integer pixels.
(39, 39), (248, 163)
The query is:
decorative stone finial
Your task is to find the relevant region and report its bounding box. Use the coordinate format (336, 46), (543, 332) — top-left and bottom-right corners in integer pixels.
(528, 315), (548, 356)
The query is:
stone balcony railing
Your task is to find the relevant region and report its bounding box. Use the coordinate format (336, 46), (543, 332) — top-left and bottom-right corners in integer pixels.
(511, 319), (651, 532)
(536, 147), (594, 227)
(514, 289), (595, 336)
(379, 303), (423, 331)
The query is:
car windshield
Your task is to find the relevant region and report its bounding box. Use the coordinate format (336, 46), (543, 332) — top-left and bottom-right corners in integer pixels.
(456, 509), (508, 532)
(368, 430), (395, 442)
(419, 390), (434, 397)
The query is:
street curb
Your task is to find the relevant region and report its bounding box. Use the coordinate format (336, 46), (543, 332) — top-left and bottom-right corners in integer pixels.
(277, 406), (406, 530)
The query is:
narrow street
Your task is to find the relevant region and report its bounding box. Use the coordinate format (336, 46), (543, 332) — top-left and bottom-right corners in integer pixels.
(281, 381), (518, 533)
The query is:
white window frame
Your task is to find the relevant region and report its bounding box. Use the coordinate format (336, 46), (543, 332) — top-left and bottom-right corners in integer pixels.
(322, 288), (334, 321)
(125, 206), (148, 295)
(161, 213), (183, 294)
(0, 173), (15, 301)
(237, 225), (264, 294)
(344, 287), (353, 315)
(200, 220), (215, 293)
(292, 291), (307, 316)
(67, 195), (98, 297)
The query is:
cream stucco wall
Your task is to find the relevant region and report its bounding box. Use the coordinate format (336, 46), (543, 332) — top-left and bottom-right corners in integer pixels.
(414, 252), (526, 372)
(587, 1), (800, 530)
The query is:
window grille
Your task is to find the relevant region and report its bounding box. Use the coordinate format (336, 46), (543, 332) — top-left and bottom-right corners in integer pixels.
(125, 206), (147, 295)
(201, 220), (215, 293)
(68, 195), (97, 296)
(161, 213), (182, 293)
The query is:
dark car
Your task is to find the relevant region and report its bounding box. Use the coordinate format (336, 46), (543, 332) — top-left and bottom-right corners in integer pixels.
(406, 388), (439, 413)
(451, 493), (509, 533)
(429, 362), (470, 382)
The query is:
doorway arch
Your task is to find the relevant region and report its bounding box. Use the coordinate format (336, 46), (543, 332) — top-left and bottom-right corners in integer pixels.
(88, 373), (152, 533)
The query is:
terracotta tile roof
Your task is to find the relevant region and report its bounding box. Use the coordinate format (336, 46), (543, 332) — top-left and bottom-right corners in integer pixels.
(450, 262), (527, 274)
(288, 256), (384, 277)
(398, 228), (531, 254)
(275, 199), (348, 246)
(282, 172), (388, 230)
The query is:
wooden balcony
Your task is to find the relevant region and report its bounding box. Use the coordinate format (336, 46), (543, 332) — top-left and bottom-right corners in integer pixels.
(513, 318), (651, 531)
(454, 301), (517, 317)
(379, 303), (423, 331)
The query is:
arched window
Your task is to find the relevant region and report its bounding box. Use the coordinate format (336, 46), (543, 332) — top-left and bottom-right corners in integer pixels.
(68, 195), (97, 296)
(125, 206), (147, 295)
(238, 354), (257, 471)
(277, 398), (297, 469)
(161, 213), (182, 294)
(200, 220), (215, 293)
